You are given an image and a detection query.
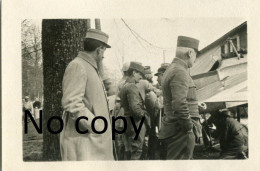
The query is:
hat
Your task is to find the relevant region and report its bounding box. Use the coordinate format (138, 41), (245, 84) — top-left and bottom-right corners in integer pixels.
(25, 96), (29, 99)
(154, 63), (169, 76)
(122, 62), (130, 72)
(144, 66), (152, 74)
(85, 29), (111, 48)
(177, 36), (199, 52)
(129, 62), (145, 76)
(219, 108), (232, 117)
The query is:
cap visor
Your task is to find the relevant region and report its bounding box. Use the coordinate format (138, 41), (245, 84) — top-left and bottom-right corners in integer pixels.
(154, 73), (159, 76)
(105, 43), (111, 48)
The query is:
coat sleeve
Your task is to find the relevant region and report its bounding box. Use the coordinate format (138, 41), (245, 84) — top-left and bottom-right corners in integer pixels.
(220, 122), (229, 150)
(62, 61), (95, 131)
(169, 70), (190, 119)
(127, 84), (146, 119)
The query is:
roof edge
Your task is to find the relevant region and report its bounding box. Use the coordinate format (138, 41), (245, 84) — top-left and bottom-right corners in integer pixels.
(198, 21), (247, 55)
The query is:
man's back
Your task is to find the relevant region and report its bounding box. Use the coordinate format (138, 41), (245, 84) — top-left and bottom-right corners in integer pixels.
(220, 117), (248, 153)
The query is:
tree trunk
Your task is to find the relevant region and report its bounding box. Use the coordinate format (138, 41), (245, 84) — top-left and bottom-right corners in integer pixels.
(42, 19), (90, 161)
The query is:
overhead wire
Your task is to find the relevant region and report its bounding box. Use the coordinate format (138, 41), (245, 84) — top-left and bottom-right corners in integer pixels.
(120, 19), (147, 50)
(121, 19), (174, 50)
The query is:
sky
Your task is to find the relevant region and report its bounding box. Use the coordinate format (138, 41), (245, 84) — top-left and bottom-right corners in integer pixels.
(32, 18), (246, 83)
(101, 18), (246, 82)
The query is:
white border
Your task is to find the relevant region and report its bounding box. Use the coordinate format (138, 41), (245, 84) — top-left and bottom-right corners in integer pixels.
(2, 0), (260, 170)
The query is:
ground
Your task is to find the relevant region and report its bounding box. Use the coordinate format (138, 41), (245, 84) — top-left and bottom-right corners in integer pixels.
(23, 118), (43, 161)
(23, 119), (220, 161)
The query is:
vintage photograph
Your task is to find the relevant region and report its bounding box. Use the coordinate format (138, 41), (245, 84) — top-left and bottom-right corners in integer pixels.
(22, 18), (248, 161)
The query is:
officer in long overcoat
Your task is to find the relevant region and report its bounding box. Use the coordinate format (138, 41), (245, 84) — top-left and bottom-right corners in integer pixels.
(60, 29), (114, 160)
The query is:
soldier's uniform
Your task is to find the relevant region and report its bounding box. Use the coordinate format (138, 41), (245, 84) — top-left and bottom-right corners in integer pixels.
(119, 63), (149, 160)
(208, 110), (248, 159)
(158, 36), (202, 160)
(113, 63), (130, 160)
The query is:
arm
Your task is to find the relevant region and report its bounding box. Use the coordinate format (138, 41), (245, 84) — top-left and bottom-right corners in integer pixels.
(62, 61), (95, 131)
(127, 84), (147, 119)
(169, 70), (190, 119)
(146, 82), (161, 96)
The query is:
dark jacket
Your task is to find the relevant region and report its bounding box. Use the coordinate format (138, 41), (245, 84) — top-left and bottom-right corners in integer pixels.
(120, 77), (147, 119)
(216, 117), (248, 155)
(159, 57), (200, 139)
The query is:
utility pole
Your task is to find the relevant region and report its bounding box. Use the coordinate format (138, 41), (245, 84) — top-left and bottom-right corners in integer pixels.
(87, 19), (91, 29)
(94, 19), (104, 78)
(163, 50), (166, 63)
(95, 19), (101, 30)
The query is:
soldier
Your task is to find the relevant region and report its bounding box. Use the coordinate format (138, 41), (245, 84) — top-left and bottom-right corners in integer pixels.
(60, 29), (114, 160)
(158, 36), (202, 159)
(137, 66), (157, 159)
(114, 62), (130, 160)
(150, 64), (169, 159)
(208, 109), (248, 159)
(144, 66), (153, 83)
(119, 62), (149, 160)
(154, 64), (169, 88)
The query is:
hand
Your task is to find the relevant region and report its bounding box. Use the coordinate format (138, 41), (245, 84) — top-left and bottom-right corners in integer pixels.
(198, 102), (207, 110)
(177, 119), (193, 132)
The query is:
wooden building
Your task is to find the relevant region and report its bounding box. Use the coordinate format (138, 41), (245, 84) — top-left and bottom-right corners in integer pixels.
(191, 22), (247, 114)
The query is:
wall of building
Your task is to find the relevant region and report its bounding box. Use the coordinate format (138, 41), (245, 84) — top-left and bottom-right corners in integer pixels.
(191, 45), (221, 76)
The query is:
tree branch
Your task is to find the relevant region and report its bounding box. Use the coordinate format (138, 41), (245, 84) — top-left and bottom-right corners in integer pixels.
(22, 49), (42, 56)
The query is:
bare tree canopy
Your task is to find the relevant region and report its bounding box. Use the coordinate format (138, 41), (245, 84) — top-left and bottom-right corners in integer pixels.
(22, 19), (43, 100)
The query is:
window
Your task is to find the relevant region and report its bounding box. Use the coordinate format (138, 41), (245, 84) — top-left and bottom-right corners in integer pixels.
(221, 35), (240, 58)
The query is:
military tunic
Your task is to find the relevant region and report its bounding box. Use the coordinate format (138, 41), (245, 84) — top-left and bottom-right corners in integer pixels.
(158, 57), (201, 159)
(120, 77), (148, 160)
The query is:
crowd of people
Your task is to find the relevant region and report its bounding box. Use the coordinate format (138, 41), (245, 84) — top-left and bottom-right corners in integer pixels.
(44, 28), (247, 161)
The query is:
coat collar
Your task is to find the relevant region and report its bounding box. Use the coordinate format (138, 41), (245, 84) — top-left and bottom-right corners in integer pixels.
(77, 51), (98, 69)
(172, 57), (188, 69)
(126, 77), (136, 84)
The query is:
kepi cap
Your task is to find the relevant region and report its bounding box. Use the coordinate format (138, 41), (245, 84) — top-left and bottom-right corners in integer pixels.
(154, 63), (169, 76)
(219, 108), (232, 117)
(129, 62), (145, 76)
(144, 66), (152, 74)
(177, 36), (199, 52)
(85, 29), (111, 48)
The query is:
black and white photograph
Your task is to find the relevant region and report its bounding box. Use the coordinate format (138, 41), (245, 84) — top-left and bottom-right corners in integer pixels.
(21, 18), (248, 161)
(2, 0), (260, 171)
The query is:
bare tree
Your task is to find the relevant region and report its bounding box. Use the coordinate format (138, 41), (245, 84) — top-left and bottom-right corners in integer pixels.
(22, 19), (43, 100)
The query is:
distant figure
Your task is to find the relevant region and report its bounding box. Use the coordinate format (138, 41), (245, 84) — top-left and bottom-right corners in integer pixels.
(33, 98), (42, 119)
(23, 96), (34, 120)
(208, 109), (248, 159)
(33, 98), (41, 109)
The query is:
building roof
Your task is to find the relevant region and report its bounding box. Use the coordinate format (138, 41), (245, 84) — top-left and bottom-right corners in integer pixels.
(190, 21), (247, 76)
(198, 21), (247, 55)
